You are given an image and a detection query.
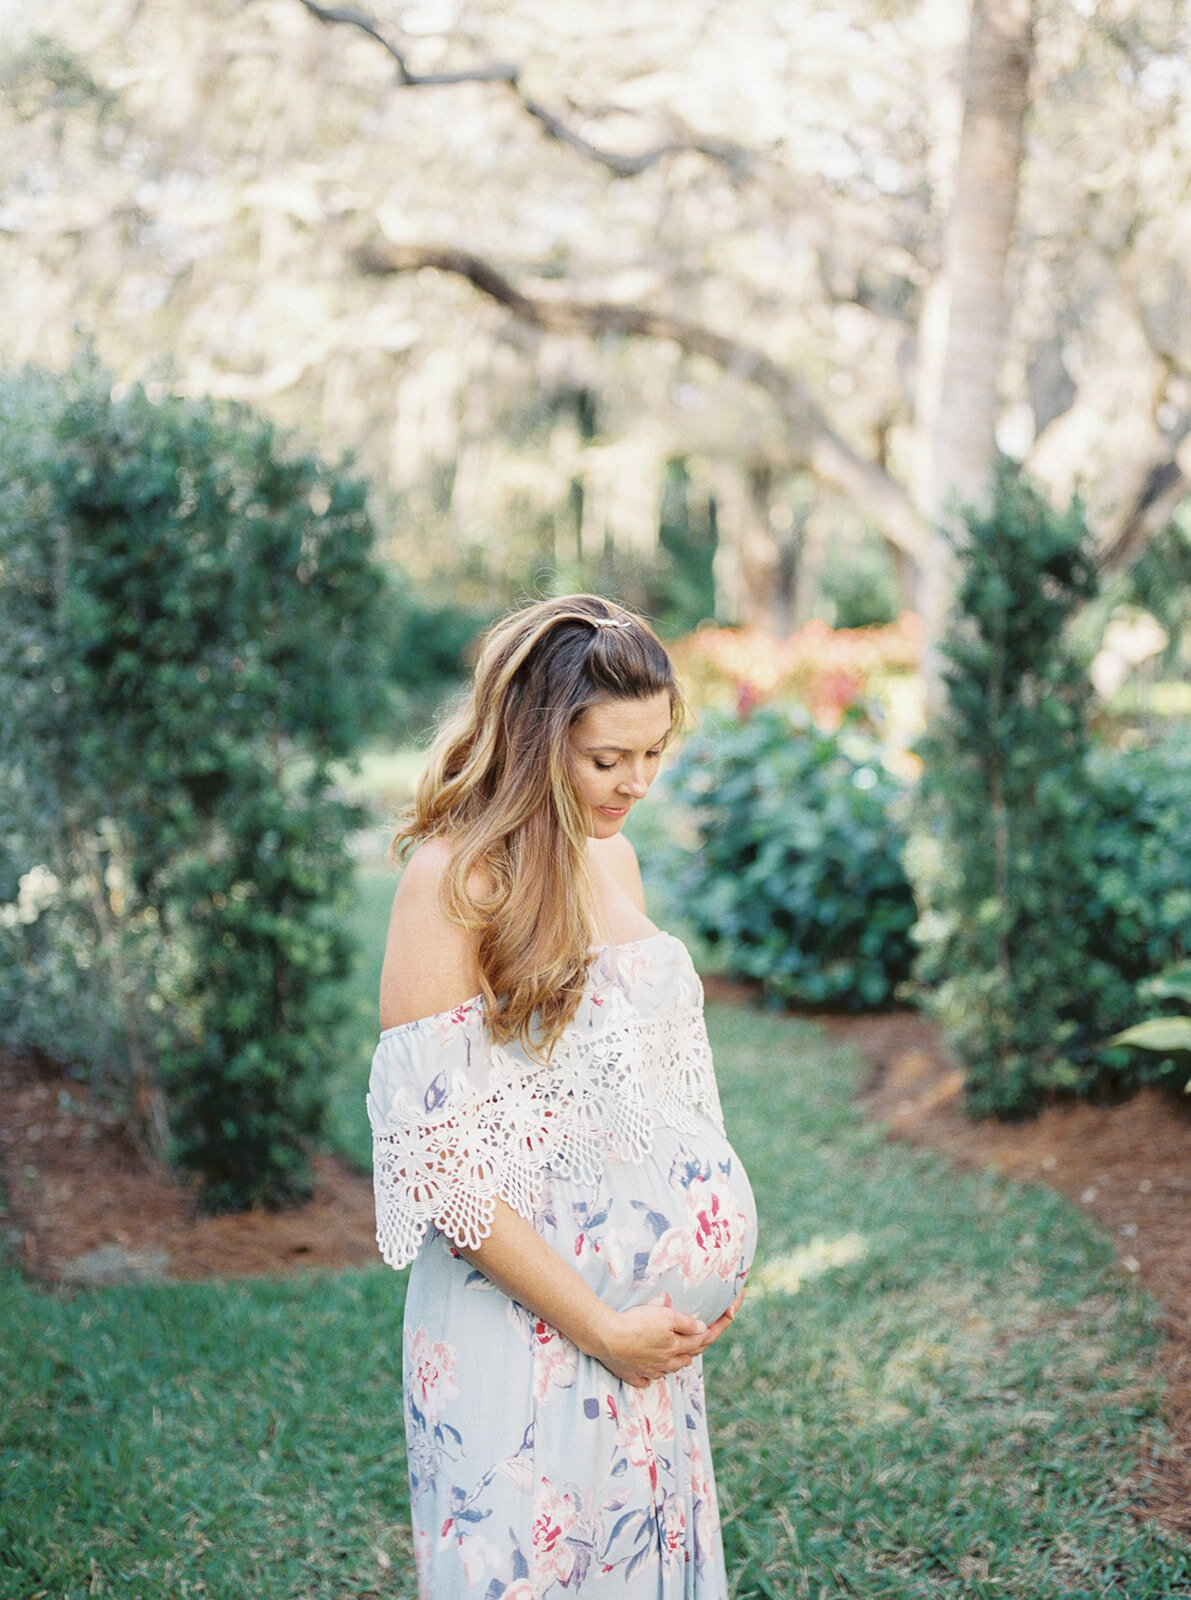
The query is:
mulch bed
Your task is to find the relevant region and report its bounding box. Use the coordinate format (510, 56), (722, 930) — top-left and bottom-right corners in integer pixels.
(2, 999), (1188, 1538)
(0, 1053), (378, 1285)
(827, 1007), (1191, 1543)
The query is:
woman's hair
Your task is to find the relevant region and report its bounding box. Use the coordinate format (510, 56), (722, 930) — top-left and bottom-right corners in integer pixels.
(392, 594), (681, 1057)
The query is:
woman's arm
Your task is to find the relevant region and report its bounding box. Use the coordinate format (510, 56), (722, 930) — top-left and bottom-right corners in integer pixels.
(457, 1201), (713, 1389)
(381, 844), (733, 1386)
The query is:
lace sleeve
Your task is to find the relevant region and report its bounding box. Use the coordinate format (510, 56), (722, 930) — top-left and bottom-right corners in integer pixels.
(366, 950), (727, 1272)
(365, 999), (531, 1269)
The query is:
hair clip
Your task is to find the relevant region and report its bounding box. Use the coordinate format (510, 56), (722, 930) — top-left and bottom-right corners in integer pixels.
(592, 615), (631, 630)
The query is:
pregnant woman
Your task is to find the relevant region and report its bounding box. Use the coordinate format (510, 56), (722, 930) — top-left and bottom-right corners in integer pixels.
(368, 595), (757, 1598)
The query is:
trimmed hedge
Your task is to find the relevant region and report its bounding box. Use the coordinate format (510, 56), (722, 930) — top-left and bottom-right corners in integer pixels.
(915, 468), (1191, 1115)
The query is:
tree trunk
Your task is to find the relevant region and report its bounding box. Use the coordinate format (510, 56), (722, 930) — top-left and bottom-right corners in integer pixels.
(708, 463), (797, 632)
(918, 0), (1035, 673)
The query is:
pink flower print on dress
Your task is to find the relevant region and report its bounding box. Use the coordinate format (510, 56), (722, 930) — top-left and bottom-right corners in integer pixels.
(688, 1174), (748, 1279)
(614, 1378), (676, 1493)
(431, 995), (482, 1044)
(660, 1492), (688, 1569)
(531, 1317), (579, 1403)
(531, 1479), (586, 1590)
(499, 1584), (534, 1600)
(688, 1459), (720, 1568)
(646, 1174), (748, 1288)
(406, 1325), (460, 1419)
(611, 938), (660, 987)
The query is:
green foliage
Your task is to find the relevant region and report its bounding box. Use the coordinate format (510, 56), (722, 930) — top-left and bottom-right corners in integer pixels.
(1124, 507), (1191, 672)
(160, 778), (359, 1211)
(541, 458), (719, 640)
(0, 358), (389, 1207)
(383, 587), (488, 691)
(1108, 1016), (1191, 1053)
(3, 1005), (1186, 1598)
(661, 707), (917, 1009)
(1074, 736), (1191, 1089)
(819, 527), (900, 628)
(650, 458), (718, 636)
(1106, 957), (1191, 1091)
(380, 582), (493, 740)
(916, 468), (1191, 1115)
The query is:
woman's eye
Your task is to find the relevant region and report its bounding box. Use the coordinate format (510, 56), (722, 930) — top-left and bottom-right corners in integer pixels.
(594, 761), (615, 772)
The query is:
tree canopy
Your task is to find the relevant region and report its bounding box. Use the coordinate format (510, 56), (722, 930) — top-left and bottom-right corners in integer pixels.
(2, 0), (1189, 624)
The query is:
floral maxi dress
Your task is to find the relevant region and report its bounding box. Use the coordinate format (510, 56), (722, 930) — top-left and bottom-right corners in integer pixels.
(367, 931), (758, 1599)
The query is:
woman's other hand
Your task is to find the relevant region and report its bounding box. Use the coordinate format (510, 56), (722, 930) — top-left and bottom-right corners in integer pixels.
(596, 1303), (709, 1388)
(698, 1280), (747, 1353)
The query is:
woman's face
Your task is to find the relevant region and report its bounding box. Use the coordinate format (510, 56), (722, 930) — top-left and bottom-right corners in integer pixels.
(568, 691), (673, 839)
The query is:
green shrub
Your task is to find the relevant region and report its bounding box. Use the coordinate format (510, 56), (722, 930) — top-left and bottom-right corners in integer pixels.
(661, 707), (917, 1009)
(1073, 735), (1191, 1087)
(820, 529), (900, 629)
(381, 584), (494, 740)
(1106, 954), (1191, 1090)
(0, 359), (388, 1207)
(914, 468), (1191, 1114)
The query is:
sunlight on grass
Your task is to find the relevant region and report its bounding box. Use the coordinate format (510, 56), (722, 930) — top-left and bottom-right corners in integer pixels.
(324, 862), (396, 1170)
(749, 1233), (870, 1298)
(332, 743), (428, 810)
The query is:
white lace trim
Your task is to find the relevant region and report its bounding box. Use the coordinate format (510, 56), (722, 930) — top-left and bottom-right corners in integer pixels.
(368, 990), (724, 1271)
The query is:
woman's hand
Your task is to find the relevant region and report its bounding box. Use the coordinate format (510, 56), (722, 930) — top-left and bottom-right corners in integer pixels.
(699, 1280), (748, 1351)
(457, 1201), (749, 1390)
(595, 1303), (709, 1388)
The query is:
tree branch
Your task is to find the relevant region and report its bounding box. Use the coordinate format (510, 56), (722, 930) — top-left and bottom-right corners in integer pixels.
(352, 239), (927, 562)
(294, 0), (754, 180)
(1099, 449), (1191, 573)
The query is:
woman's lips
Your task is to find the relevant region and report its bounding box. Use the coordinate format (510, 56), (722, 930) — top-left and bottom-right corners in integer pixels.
(599, 804), (630, 817)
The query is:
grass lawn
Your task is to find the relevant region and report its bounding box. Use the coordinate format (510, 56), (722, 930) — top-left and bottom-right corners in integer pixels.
(323, 861), (396, 1172)
(4, 854), (1189, 1597)
(4, 1004), (1189, 1598)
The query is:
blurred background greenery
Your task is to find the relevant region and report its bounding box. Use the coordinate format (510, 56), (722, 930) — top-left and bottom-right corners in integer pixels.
(1, 0), (1189, 1199)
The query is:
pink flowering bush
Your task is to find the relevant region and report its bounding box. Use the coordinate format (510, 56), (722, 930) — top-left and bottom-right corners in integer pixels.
(670, 611), (924, 731)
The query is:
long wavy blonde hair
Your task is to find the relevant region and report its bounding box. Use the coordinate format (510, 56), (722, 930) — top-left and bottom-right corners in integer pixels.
(392, 595), (681, 1056)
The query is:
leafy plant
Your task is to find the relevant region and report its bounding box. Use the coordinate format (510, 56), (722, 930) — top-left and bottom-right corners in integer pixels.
(661, 706), (916, 1009)
(1106, 960), (1191, 1091)
(0, 358), (389, 1206)
(915, 468), (1191, 1115)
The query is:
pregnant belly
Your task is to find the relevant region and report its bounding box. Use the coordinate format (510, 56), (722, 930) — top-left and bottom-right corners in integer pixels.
(536, 1121), (758, 1327)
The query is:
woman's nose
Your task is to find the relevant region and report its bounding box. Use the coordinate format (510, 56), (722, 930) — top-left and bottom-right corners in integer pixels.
(619, 768), (649, 798)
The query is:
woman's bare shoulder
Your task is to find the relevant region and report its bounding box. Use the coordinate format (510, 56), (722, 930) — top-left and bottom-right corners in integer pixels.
(380, 837), (482, 1029)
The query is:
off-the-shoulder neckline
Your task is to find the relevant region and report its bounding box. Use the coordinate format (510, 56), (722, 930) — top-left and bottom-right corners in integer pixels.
(376, 929), (674, 1041)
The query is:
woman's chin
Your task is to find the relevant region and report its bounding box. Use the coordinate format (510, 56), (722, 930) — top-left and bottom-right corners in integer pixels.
(589, 810), (628, 836)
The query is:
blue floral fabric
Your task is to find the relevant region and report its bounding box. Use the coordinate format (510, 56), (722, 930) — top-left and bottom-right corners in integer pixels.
(368, 933), (757, 1597)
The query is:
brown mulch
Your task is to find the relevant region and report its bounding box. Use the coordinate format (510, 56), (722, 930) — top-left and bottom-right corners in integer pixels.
(0, 1052), (378, 1284)
(826, 1008), (1191, 1542)
(2, 999), (1189, 1537)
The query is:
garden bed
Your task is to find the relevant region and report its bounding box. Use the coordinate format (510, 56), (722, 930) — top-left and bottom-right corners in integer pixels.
(0, 1052), (378, 1286)
(836, 1006), (1191, 1540)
